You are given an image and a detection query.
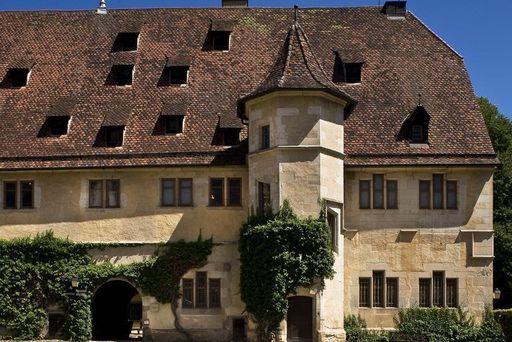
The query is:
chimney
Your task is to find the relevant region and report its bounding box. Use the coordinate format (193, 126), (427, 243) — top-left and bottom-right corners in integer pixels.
(97, 0), (107, 14)
(222, 0), (248, 8)
(381, 1), (407, 17)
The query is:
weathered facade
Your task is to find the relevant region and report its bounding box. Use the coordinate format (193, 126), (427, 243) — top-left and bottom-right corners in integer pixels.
(0, 1), (497, 341)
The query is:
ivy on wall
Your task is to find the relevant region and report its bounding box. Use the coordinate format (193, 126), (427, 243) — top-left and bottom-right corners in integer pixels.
(239, 200), (335, 342)
(0, 231), (213, 341)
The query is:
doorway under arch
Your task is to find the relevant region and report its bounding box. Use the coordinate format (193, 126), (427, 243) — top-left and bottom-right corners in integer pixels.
(287, 296), (313, 342)
(92, 280), (143, 341)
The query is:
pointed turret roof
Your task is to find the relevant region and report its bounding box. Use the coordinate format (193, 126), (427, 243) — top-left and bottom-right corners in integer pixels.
(238, 9), (356, 117)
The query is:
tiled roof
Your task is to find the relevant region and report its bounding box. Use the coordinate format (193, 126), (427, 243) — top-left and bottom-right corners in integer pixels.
(0, 7), (496, 169)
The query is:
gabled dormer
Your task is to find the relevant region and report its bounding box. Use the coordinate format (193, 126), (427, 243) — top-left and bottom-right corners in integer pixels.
(398, 104), (431, 145)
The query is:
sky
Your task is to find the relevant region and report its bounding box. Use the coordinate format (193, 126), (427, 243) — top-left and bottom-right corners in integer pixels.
(0, 0), (510, 118)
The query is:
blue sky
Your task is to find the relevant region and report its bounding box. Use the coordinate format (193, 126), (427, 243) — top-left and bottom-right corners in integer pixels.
(1, 0), (511, 118)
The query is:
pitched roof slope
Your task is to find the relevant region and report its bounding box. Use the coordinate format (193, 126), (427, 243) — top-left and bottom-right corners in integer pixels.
(0, 7), (496, 169)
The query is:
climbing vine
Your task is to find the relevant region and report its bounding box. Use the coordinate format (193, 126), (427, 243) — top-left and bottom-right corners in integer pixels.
(239, 200), (335, 342)
(0, 231), (213, 341)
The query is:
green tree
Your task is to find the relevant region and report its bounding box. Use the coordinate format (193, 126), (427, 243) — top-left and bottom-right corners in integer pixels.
(478, 97), (512, 307)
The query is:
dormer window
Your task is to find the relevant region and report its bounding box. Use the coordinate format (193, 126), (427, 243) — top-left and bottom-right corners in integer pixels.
(205, 20), (236, 52)
(39, 116), (71, 137)
(411, 125), (424, 143)
(398, 105), (430, 145)
(333, 52), (363, 84)
(345, 63), (362, 83)
(165, 116), (184, 134)
(107, 65), (134, 86)
(213, 32), (231, 51)
(169, 66), (189, 85)
(2, 68), (30, 88)
(215, 128), (240, 146)
(105, 126), (125, 147)
(112, 32), (139, 52)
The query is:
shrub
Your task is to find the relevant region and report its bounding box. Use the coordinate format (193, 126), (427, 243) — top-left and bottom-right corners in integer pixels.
(345, 314), (389, 342)
(494, 309), (512, 341)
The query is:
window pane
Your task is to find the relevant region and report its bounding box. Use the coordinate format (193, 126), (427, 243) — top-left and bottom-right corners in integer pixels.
(433, 174), (444, 209)
(209, 279), (221, 308)
(89, 180), (103, 208)
(433, 271), (444, 307)
(373, 271), (385, 307)
(386, 180), (398, 209)
(419, 279), (431, 307)
(20, 181), (34, 209)
(446, 181), (457, 209)
(182, 279), (194, 308)
(228, 178), (241, 206)
(106, 180), (120, 208)
(105, 126), (124, 147)
(359, 278), (371, 307)
(386, 278), (398, 308)
(258, 182), (271, 215)
(412, 125), (424, 143)
(419, 180), (431, 209)
(327, 211), (337, 251)
(195, 272), (207, 308)
(3, 181), (17, 209)
(210, 178), (224, 206)
(373, 175), (384, 209)
(261, 125), (270, 149)
(359, 180), (370, 209)
(446, 279), (458, 308)
(165, 116), (184, 134)
(179, 179), (193, 206)
(213, 31), (231, 51)
(162, 179), (176, 206)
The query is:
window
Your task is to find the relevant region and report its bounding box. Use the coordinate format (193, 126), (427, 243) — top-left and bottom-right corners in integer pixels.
(20, 181), (34, 209)
(373, 175), (384, 209)
(195, 272), (208, 308)
(446, 279), (458, 308)
(164, 116), (184, 134)
(212, 31), (231, 51)
(112, 32), (139, 52)
(373, 271), (385, 308)
(411, 125), (424, 143)
(258, 182), (271, 215)
(433, 271), (444, 307)
(359, 278), (371, 308)
(386, 180), (398, 209)
(419, 279), (431, 307)
(219, 128), (240, 146)
(209, 178), (224, 206)
(359, 180), (370, 209)
(178, 178), (193, 206)
(161, 179), (176, 207)
(182, 279), (194, 308)
(419, 180), (431, 209)
(386, 278), (399, 308)
(228, 178), (242, 206)
(446, 181), (457, 210)
(345, 63), (362, 83)
(209, 279), (221, 308)
(327, 211), (338, 251)
(89, 180), (120, 208)
(168, 66), (189, 85)
(433, 174), (444, 209)
(2, 68), (30, 88)
(105, 126), (125, 147)
(3, 181), (17, 209)
(47, 116), (70, 136)
(261, 125), (270, 150)
(107, 64), (134, 86)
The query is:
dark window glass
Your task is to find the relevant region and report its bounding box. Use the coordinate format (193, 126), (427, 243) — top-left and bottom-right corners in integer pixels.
(209, 278), (221, 308)
(433, 271), (444, 307)
(165, 116), (184, 134)
(228, 178), (241, 206)
(105, 126), (124, 147)
(386, 278), (399, 308)
(446, 279), (458, 308)
(433, 174), (444, 209)
(359, 180), (370, 209)
(178, 179), (193, 206)
(386, 180), (398, 209)
(258, 182), (271, 215)
(20, 181), (34, 209)
(373, 271), (385, 307)
(182, 279), (194, 308)
(222, 129), (240, 146)
(359, 278), (371, 307)
(419, 278), (431, 307)
(261, 125), (270, 150)
(106, 180), (120, 208)
(212, 32), (231, 51)
(419, 180), (431, 209)
(112, 32), (139, 52)
(161, 179), (176, 207)
(411, 125), (424, 143)
(195, 272), (207, 308)
(5, 68), (30, 87)
(345, 63), (362, 83)
(89, 180), (103, 208)
(446, 181), (457, 210)
(47, 116), (70, 136)
(373, 175), (384, 209)
(109, 65), (134, 86)
(210, 178), (224, 206)
(169, 66), (189, 85)
(327, 211), (337, 251)
(3, 181), (17, 209)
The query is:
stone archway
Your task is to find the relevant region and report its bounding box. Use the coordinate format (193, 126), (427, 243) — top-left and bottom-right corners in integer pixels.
(287, 296), (313, 342)
(92, 280), (143, 341)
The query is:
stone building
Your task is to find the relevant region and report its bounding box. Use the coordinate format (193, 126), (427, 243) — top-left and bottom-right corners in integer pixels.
(0, 0), (497, 341)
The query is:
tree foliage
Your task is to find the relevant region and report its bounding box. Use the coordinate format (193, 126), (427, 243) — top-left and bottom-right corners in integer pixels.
(239, 200), (335, 341)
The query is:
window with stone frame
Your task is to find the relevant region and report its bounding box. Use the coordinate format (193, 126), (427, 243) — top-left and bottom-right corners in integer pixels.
(3, 180), (34, 210)
(419, 272), (458, 308)
(359, 272), (399, 308)
(182, 272), (221, 309)
(178, 178), (194, 207)
(88, 179), (120, 209)
(360, 175), (398, 209)
(227, 178), (242, 207)
(419, 175), (458, 210)
(258, 181), (271, 215)
(209, 178), (225, 206)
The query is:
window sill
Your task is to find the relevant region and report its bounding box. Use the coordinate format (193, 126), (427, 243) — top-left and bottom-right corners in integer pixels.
(3, 208), (36, 212)
(159, 205), (195, 209)
(179, 308), (223, 315)
(358, 307), (399, 310)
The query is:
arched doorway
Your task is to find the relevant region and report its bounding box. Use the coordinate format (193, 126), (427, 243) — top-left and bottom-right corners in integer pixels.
(287, 296), (313, 342)
(92, 280), (143, 341)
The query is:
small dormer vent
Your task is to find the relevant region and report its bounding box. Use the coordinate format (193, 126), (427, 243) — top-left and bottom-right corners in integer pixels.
(381, 1), (407, 17)
(222, 0), (248, 8)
